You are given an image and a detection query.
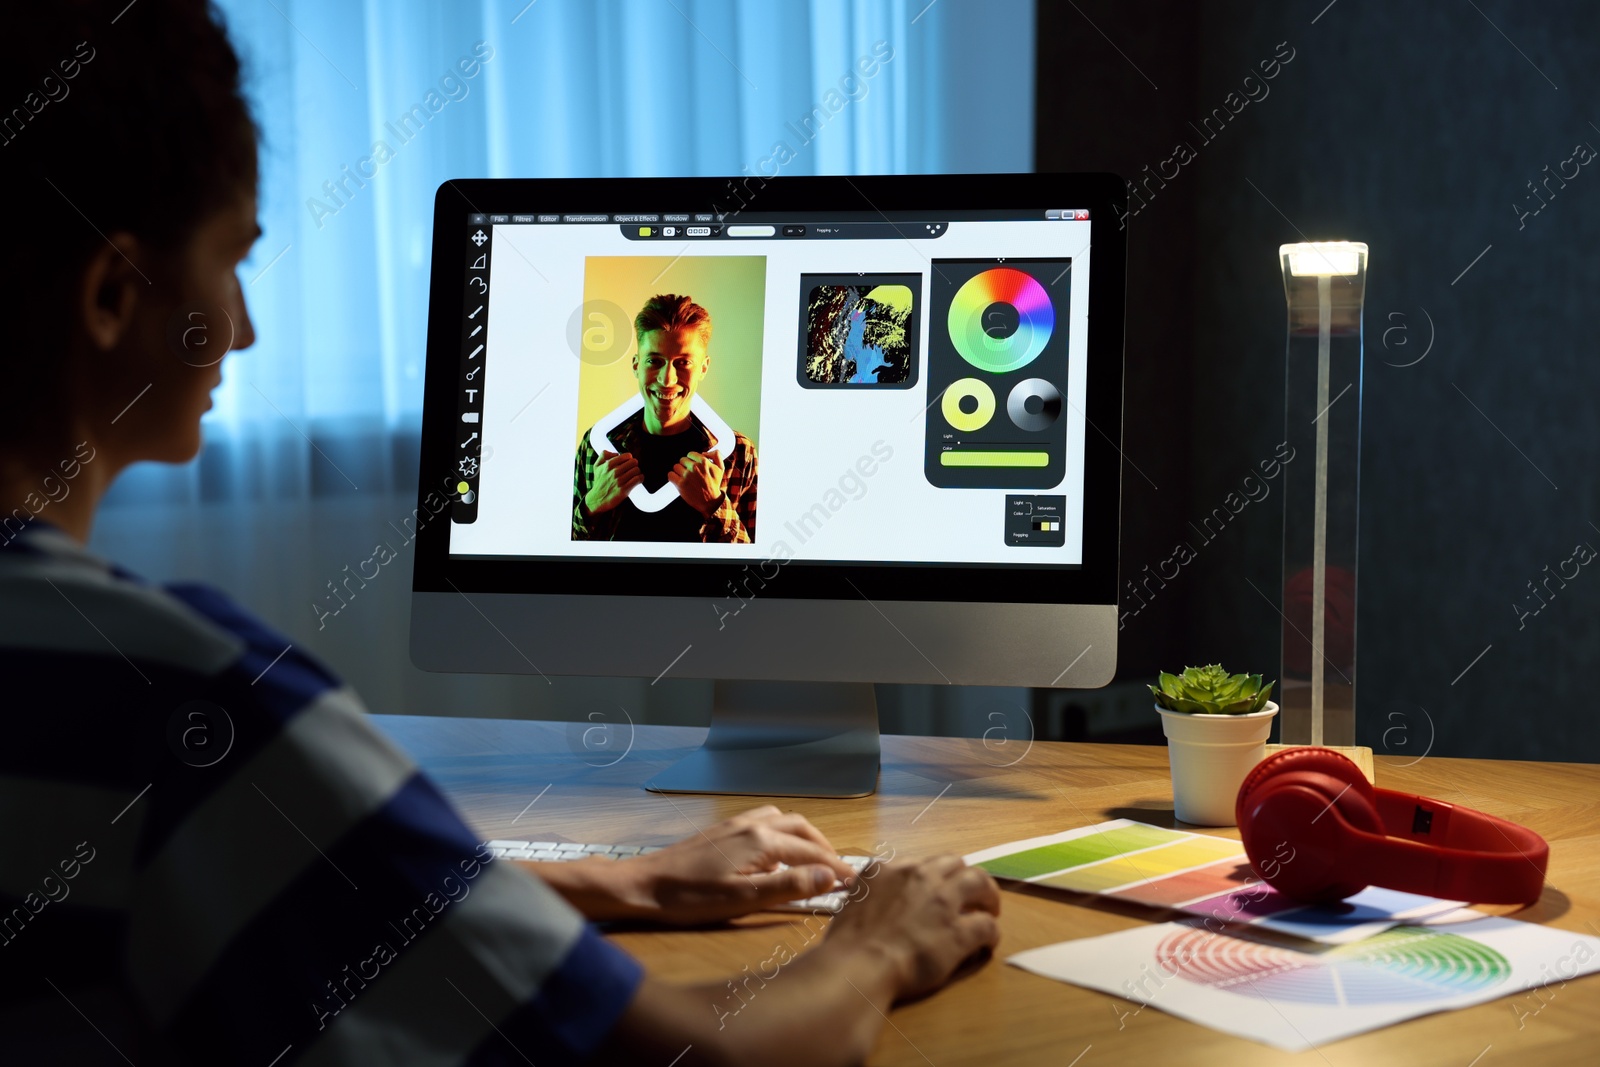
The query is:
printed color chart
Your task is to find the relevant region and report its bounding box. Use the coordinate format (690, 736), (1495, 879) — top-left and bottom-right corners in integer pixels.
(965, 819), (1462, 945)
(1009, 916), (1598, 1051)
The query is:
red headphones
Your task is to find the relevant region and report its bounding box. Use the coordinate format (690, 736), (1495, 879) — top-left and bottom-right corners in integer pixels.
(1235, 747), (1549, 905)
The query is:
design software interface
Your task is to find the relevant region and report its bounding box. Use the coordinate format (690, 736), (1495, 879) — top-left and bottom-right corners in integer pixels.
(445, 206), (1094, 568)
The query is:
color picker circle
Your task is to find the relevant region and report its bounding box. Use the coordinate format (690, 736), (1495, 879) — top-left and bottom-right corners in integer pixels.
(1156, 924), (1511, 1006)
(947, 267), (1054, 374)
(1006, 378), (1063, 432)
(942, 377), (996, 432)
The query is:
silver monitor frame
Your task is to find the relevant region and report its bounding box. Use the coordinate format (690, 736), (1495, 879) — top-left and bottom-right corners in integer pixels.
(411, 173), (1128, 796)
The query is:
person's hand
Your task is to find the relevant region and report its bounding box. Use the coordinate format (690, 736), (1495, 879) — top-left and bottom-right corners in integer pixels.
(668, 450), (725, 517)
(585, 450), (641, 514)
(824, 855), (1001, 1002)
(625, 805), (859, 925)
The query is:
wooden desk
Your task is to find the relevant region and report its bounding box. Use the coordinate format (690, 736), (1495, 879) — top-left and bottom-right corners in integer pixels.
(372, 715), (1600, 1066)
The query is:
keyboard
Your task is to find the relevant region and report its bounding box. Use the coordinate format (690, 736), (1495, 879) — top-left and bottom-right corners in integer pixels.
(484, 839), (874, 913)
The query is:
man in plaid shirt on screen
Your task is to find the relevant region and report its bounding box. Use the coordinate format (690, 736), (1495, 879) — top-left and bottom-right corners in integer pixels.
(572, 294), (758, 543)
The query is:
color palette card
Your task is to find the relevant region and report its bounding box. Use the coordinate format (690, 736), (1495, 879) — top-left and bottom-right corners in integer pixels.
(965, 819), (1462, 945)
(1008, 915), (1600, 1051)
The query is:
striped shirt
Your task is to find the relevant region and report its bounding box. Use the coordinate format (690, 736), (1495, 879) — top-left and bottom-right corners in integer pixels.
(572, 410), (758, 543)
(0, 521), (641, 1065)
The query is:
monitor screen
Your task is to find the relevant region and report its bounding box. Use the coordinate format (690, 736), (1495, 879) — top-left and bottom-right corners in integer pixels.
(449, 207), (1091, 570)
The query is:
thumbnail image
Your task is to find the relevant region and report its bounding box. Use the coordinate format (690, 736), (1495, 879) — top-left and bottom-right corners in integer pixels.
(796, 272), (921, 388)
(572, 256), (765, 545)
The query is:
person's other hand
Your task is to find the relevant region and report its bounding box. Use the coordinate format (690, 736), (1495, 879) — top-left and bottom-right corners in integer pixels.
(824, 855), (1001, 1002)
(668, 450), (724, 517)
(627, 805), (859, 925)
(585, 449), (641, 514)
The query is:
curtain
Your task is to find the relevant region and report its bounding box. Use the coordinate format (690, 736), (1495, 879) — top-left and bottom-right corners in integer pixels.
(91, 0), (1036, 724)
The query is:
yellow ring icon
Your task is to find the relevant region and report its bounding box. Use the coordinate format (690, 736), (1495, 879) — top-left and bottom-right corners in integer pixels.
(942, 377), (996, 433)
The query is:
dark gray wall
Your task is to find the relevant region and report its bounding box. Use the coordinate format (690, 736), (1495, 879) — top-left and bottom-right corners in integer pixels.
(1039, 1), (1599, 761)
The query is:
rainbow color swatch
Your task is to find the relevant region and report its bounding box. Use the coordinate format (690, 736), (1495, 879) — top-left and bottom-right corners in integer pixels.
(1158, 923), (1511, 1006)
(946, 267), (1054, 373)
(966, 819), (1464, 945)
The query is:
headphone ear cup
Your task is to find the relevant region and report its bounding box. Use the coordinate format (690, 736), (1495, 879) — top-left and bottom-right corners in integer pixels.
(1236, 748), (1382, 903)
(1236, 747), (1376, 828)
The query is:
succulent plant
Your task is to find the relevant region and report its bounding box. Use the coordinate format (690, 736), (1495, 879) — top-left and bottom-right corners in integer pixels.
(1150, 664), (1275, 715)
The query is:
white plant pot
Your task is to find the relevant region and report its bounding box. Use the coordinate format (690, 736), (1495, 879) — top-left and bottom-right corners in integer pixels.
(1156, 701), (1279, 827)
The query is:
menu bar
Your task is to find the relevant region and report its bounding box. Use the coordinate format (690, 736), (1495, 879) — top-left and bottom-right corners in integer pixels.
(467, 209), (1089, 225)
(618, 221), (953, 241)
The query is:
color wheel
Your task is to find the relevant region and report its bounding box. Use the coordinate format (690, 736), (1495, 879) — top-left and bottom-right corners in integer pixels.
(1157, 924), (1511, 1006)
(947, 267), (1054, 373)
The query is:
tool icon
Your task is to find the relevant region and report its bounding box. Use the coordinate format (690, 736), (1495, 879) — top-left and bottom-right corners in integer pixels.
(460, 432), (478, 448)
(471, 253), (487, 270)
(469, 324), (482, 338)
(461, 412), (479, 424)
(469, 277), (487, 293)
(465, 364), (482, 381)
(468, 344), (484, 359)
(468, 304), (484, 319)
(471, 230), (487, 246)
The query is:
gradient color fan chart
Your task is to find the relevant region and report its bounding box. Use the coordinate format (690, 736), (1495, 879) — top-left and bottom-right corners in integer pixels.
(965, 819), (1462, 945)
(1009, 916), (1600, 1051)
(1157, 923), (1510, 1006)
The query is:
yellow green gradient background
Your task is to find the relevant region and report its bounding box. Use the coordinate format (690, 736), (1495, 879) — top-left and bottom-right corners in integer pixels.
(576, 255), (766, 448)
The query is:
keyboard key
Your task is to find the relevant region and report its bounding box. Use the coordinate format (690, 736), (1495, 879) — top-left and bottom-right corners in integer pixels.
(504, 849), (536, 860)
(531, 850), (564, 860)
(610, 846), (641, 856)
(554, 842), (586, 853)
(789, 893), (843, 912)
(486, 840), (531, 850)
(581, 844), (615, 854)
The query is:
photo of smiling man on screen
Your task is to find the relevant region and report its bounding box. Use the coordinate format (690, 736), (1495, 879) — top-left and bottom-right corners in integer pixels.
(572, 294), (758, 543)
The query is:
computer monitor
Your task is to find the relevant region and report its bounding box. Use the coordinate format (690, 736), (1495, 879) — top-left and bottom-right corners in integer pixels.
(411, 173), (1127, 798)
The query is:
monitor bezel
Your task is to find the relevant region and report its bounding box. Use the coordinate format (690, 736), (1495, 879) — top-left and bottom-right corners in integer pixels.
(413, 173), (1126, 607)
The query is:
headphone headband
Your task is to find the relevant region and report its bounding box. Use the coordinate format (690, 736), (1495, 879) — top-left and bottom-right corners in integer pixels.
(1358, 788), (1548, 903)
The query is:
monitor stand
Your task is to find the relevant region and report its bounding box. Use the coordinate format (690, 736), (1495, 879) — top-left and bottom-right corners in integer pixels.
(643, 680), (880, 798)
